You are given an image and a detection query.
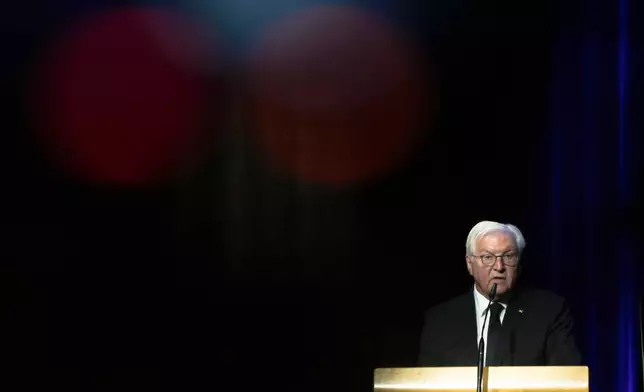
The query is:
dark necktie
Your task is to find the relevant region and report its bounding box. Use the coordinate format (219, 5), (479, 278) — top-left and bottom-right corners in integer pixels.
(486, 302), (504, 366)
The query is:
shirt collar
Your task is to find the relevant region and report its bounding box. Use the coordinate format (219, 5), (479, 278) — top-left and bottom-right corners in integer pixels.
(473, 284), (507, 317)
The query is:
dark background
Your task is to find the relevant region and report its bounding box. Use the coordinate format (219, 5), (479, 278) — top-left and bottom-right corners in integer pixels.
(2, 0), (643, 390)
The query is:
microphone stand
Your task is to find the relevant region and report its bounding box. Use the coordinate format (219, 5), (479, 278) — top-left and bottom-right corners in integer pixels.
(476, 283), (497, 392)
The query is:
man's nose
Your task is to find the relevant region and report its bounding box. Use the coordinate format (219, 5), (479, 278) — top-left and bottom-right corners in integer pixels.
(492, 256), (505, 270)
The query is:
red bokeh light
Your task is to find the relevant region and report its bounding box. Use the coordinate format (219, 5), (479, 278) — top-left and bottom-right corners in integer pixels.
(247, 4), (432, 185)
(31, 7), (217, 187)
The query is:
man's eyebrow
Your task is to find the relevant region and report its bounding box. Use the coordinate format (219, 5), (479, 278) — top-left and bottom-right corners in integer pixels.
(479, 248), (516, 254)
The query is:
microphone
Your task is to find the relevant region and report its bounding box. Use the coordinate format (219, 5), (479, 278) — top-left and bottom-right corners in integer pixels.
(476, 283), (497, 392)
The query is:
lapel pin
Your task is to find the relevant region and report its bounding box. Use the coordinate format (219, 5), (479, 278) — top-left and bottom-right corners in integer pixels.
(518, 309), (524, 314)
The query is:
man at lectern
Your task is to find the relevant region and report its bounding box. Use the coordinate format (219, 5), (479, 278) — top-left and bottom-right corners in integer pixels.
(418, 220), (582, 367)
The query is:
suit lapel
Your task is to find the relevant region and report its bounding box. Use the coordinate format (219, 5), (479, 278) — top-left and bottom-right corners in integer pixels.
(495, 289), (527, 366)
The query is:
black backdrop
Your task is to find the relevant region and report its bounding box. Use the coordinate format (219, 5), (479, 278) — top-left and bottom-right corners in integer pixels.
(2, 0), (643, 391)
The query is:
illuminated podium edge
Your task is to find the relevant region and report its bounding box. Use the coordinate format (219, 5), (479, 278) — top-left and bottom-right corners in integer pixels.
(374, 366), (589, 391)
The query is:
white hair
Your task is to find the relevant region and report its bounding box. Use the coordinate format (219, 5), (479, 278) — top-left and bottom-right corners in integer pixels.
(465, 220), (526, 256)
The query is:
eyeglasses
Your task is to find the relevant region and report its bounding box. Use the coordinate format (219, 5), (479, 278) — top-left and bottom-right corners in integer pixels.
(472, 252), (519, 266)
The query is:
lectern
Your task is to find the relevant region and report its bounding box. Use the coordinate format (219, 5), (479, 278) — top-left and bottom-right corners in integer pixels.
(374, 366), (589, 392)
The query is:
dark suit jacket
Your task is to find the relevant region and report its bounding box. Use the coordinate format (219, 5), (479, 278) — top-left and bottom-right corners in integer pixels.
(418, 286), (582, 366)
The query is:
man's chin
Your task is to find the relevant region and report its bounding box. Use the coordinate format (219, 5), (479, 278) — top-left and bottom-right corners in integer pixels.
(491, 281), (511, 295)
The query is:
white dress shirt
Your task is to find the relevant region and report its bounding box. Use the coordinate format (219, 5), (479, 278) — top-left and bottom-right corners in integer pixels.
(473, 285), (507, 365)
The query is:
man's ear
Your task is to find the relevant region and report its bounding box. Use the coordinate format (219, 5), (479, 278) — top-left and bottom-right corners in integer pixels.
(466, 256), (473, 276)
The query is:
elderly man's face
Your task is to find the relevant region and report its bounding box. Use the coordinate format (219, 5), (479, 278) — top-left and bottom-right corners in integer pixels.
(466, 231), (520, 298)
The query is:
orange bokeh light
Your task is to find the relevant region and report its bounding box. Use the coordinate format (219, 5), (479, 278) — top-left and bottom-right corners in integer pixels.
(247, 4), (433, 185)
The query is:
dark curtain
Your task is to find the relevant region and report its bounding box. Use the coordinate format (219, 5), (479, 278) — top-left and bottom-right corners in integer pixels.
(547, 0), (642, 391)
